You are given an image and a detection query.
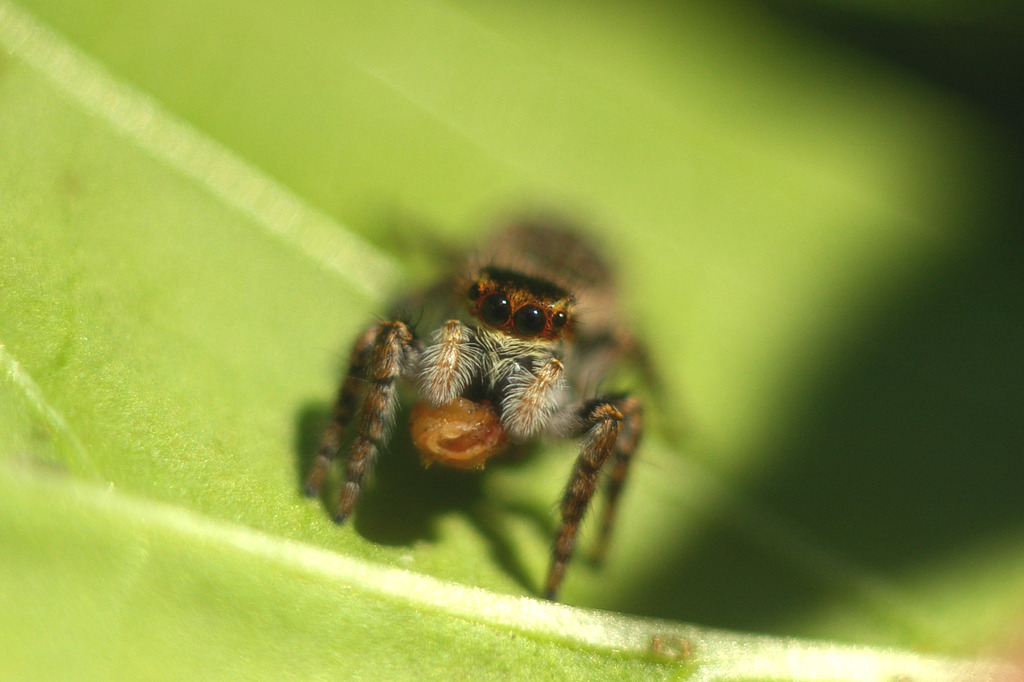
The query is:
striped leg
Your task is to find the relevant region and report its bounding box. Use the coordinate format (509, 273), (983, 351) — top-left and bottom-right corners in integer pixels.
(304, 321), (419, 523)
(592, 396), (643, 562)
(304, 326), (379, 498)
(544, 395), (642, 600)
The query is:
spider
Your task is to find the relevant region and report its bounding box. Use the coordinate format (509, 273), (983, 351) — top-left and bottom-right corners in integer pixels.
(304, 219), (647, 600)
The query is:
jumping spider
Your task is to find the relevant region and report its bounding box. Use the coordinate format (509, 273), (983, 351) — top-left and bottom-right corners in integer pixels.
(305, 219), (646, 600)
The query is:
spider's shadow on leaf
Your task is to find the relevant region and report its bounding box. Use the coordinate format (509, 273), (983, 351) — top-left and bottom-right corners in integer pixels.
(295, 402), (552, 593)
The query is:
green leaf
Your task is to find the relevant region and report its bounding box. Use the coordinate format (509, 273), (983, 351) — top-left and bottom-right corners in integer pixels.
(2, 0), (1022, 679)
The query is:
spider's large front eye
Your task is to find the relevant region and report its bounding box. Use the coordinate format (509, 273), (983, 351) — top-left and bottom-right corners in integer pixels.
(513, 305), (546, 337)
(480, 292), (511, 326)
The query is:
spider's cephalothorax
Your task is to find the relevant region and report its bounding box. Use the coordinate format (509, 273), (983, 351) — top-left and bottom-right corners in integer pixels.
(305, 220), (646, 600)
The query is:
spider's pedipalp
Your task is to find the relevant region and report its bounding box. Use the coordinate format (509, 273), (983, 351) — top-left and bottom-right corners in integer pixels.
(500, 356), (565, 441)
(417, 320), (481, 407)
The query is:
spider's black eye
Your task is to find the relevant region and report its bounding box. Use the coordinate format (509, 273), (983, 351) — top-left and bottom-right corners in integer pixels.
(467, 283), (481, 301)
(480, 292), (511, 326)
(552, 311), (568, 329)
(513, 305), (546, 337)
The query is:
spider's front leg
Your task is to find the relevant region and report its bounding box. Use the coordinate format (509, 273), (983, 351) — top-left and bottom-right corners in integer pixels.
(592, 395), (643, 563)
(545, 395), (643, 600)
(304, 320), (420, 523)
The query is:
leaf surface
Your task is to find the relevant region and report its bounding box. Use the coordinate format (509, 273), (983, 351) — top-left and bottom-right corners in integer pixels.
(2, 0), (1022, 679)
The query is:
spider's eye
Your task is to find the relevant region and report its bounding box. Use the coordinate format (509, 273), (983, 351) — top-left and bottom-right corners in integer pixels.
(467, 283), (481, 301)
(480, 292), (511, 326)
(513, 305), (546, 337)
(552, 311), (568, 329)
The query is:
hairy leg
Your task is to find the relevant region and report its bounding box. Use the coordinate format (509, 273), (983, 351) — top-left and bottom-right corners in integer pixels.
(592, 395), (643, 563)
(544, 395), (641, 600)
(304, 325), (380, 498)
(305, 321), (419, 523)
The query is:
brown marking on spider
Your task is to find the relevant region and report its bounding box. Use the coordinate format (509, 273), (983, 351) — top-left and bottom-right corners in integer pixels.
(305, 218), (650, 600)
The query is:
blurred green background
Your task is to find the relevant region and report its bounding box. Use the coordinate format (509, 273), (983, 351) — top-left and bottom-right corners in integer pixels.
(2, 0), (1022, 678)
